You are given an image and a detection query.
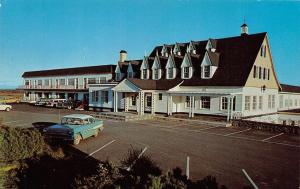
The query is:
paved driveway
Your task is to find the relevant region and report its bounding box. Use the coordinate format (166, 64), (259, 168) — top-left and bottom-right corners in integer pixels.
(1, 104), (299, 189)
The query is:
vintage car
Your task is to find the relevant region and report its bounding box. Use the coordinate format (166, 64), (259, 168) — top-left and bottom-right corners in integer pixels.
(35, 98), (50, 106)
(0, 103), (12, 111)
(46, 99), (67, 108)
(42, 114), (104, 145)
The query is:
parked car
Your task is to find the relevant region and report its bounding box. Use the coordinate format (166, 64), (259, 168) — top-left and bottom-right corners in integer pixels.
(35, 98), (50, 106)
(46, 99), (67, 108)
(57, 100), (73, 109)
(42, 114), (104, 145)
(0, 103), (12, 111)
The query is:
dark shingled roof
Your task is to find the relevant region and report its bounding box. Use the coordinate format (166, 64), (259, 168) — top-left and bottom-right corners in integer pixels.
(182, 32), (267, 86)
(280, 84), (300, 93)
(22, 65), (116, 78)
(127, 78), (182, 90)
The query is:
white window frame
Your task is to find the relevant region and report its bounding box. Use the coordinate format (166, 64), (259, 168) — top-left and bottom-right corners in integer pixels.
(167, 68), (174, 79)
(252, 96), (257, 111)
(183, 67), (190, 79)
(131, 96), (136, 106)
(244, 96), (251, 111)
(92, 91), (99, 102)
(100, 91), (108, 103)
(142, 69), (148, 79)
(200, 96), (210, 109)
(204, 66), (210, 78)
(221, 97), (228, 110)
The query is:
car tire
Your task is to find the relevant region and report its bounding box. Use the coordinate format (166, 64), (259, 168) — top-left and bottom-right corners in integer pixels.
(68, 106), (72, 110)
(73, 134), (81, 145)
(93, 129), (100, 137)
(5, 107), (11, 112)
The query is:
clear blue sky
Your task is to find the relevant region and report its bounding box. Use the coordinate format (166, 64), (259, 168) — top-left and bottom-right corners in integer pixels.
(0, 0), (299, 88)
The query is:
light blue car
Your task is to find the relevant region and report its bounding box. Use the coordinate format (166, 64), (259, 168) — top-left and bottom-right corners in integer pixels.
(43, 114), (104, 145)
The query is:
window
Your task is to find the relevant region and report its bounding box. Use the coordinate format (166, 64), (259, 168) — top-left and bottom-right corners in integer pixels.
(271, 95), (275, 109)
(25, 80), (30, 85)
(267, 69), (270, 80)
(88, 78), (96, 84)
(279, 95), (283, 108)
(131, 96), (136, 106)
(259, 67), (262, 79)
(59, 79), (66, 85)
(221, 97), (228, 110)
(185, 96), (190, 108)
(37, 80), (42, 85)
(260, 46), (263, 57)
(263, 68), (266, 80)
(100, 77), (106, 83)
(168, 68), (173, 79)
(154, 69), (159, 79)
(204, 66), (210, 78)
(146, 96), (152, 107)
(100, 91), (108, 103)
(128, 72), (133, 78)
(68, 78), (75, 86)
(259, 96), (263, 110)
(253, 66), (257, 78)
(200, 96), (210, 109)
(268, 95), (272, 109)
(142, 69), (147, 79)
(158, 93), (162, 100)
(245, 96), (251, 111)
(44, 79), (50, 86)
(183, 67), (190, 78)
(91, 91), (99, 102)
(115, 73), (121, 81)
(252, 96), (257, 111)
(264, 45), (267, 57)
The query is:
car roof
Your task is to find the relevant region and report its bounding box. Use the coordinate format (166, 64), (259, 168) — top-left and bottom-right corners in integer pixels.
(62, 114), (93, 119)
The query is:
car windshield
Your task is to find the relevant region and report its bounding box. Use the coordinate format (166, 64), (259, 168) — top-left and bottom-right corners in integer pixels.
(61, 117), (83, 125)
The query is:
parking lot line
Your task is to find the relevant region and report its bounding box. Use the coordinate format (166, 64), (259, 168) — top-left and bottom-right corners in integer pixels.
(223, 128), (251, 136)
(87, 139), (116, 157)
(261, 133), (284, 142)
(126, 146), (148, 171)
(2, 120), (19, 124)
(242, 169), (259, 189)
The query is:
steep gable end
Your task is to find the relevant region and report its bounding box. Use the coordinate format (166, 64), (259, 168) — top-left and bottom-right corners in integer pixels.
(245, 34), (281, 90)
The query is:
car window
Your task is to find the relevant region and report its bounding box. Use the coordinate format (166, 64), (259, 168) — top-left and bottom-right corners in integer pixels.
(82, 119), (89, 125)
(61, 118), (83, 125)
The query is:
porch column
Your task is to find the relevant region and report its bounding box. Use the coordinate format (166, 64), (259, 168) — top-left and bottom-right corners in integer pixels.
(230, 96), (234, 120)
(151, 92), (156, 115)
(227, 96), (230, 122)
(189, 96), (192, 118)
(114, 91), (118, 112)
(191, 96), (195, 118)
(138, 91), (144, 116)
(125, 93), (129, 112)
(170, 95), (173, 116)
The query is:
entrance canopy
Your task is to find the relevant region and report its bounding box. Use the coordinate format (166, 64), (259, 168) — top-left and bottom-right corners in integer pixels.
(112, 79), (141, 93)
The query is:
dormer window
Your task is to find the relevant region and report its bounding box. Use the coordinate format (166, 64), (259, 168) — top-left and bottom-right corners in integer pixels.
(192, 49), (196, 54)
(142, 69), (148, 79)
(204, 66), (210, 78)
(168, 68), (174, 79)
(115, 73), (121, 81)
(153, 69), (159, 80)
(183, 67), (190, 78)
(128, 72), (133, 78)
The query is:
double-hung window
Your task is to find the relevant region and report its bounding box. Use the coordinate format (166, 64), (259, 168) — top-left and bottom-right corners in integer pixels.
(259, 96), (263, 110)
(185, 96), (190, 108)
(200, 96), (210, 109)
(204, 66), (210, 78)
(92, 91), (99, 102)
(183, 67), (190, 78)
(245, 96), (251, 111)
(131, 96), (136, 106)
(142, 69), (147, 79)
(100, 91), (108, 103)
(252, 96), (257, 110)
(221, 97), (228, 110)
(154, 69), (159, 79)
(146, 96), (152, 107)
(168, 68), (173, 79)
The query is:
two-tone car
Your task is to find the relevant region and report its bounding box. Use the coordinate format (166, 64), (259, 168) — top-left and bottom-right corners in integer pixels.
(42, 114), (104, 145)
(0, 102), (12, 111)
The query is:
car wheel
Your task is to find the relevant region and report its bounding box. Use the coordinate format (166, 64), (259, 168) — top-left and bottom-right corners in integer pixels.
(73, 134), (81, 145)
(93, 129), (100, 137)
(68, 106), (72, 110)
(5, 107), (11, 112)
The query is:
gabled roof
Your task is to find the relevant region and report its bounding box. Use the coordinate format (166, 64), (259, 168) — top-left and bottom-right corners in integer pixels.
(280, 84), (300, 93)
(127, 78), (182, 90)
(22, 65), (116, 78)
(182, 32), (267, 86)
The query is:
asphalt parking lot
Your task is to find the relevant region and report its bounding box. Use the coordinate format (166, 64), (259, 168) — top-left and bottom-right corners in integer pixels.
(1, 104), (299, 189)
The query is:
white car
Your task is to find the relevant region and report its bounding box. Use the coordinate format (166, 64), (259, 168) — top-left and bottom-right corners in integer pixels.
(0, 103), (12, 111)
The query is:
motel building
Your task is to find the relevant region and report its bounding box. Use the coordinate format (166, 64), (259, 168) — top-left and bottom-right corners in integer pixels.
(21, 24), (300, 122)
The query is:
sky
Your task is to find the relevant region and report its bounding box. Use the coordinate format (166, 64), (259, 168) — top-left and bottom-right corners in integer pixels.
(0, 0), (299, 88)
